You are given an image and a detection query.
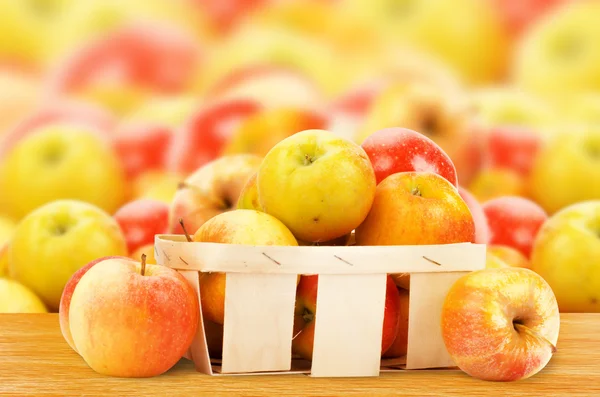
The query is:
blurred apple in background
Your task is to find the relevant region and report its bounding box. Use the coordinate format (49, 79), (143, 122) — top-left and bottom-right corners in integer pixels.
(488, 0), (564, 37)
(130, 170), (185, 204)
(487, 244), (531, 269)
(166, 98), (262, 174)
(0, 124), (126, 220)
(169, 154), (262, 235)
(529, 128), (600, 214)
(0, 243), (10, 278)
(441, 267), (559, 381)
(0, 278), (48, 313)
(114, 199), (169, 255)
(258, 129), (376, 242)
(458, 187), (490, 245)
(131, 244), (156, 265)
(468, 168), (527, 203)
(125, 95), (199, 129)
(356, 172), (475, 246)
(481, 126), (543, 177)
(513, 1), (600, 96)
(223, 107), (328, 157)
(531, 200), (600, 313)
(483, 196), (548, 259)
(360, 127), (458, 187)
(559, 93), (600, 126)
(0, 69), (40, 138)
(191, 0), (271, 34)
(9, 200), (127, 311)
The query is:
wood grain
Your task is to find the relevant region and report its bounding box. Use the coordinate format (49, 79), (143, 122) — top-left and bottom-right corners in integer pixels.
(0, 314), (599, 396)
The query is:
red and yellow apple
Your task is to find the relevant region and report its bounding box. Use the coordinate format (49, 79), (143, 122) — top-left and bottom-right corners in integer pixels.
(459, 186), (490, 245)
(441, 267), (559, 381)
(531, 200), (600, 312)
(169, 154), (262, 235)
(258, 129), (376, 242)
(236, 172), (262, 211)
(382, 287), (410, 358)
(114, 199), (169, 255)
(488, 245), (531, 269)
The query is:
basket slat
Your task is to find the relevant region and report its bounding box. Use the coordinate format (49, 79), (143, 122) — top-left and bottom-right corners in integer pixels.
(221, 273), (298, 374)
(310, 274), (387, 377)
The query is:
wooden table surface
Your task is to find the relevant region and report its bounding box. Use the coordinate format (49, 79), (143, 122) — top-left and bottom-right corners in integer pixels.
(0, 314), (599, 396)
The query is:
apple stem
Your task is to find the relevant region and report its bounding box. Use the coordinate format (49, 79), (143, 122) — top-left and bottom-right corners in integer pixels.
(179, 218), (193, 242)
(304, 154), (313, 165)
(177, 182), (189, 190)
(411, 186), (422, 197)
(513, 323), (557, 353)
(140, 254), (147, 276)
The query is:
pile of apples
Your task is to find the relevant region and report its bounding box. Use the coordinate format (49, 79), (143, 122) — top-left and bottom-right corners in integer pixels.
(0, 0), (598, 382)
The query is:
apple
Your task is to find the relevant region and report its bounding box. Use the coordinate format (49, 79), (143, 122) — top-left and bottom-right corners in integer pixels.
(166, 98), (263, 174)
(483, 196), (548, 258)
(382, 287), (410, 358)
(0, 123), (127, 220)
(258, 129), (376, 243)
(222, 107), (329, 157)
(488, 0), (564, 36)
(114, 199), (169, 254)
(131, 244), (156, 265)
(481, 126), (544, 177)
(169, 154), (263, 235)
(292, 274), (401, 360)
(560, 93), (600, 126)
(0, 68), (39, 141)
(125, 95), (199, 129)
(9, 200), (128, 311)
(488, 245), (531, 269)
(0, 243), (9, 278)
(189, 209), (298, 325)
(0, 278), (47, 313)
(468, 168), (527, 203)
(46, 22), (202, 117)
(360, 127), (458, 187)
(130, 170), (186, 205)
(485, 253), (510, 269)
(236, 172), (262, 211)
(110, 122), (173, 180)
(513, 0), (600, 95)
(67, 255), (199, 377)
(531, 200), (600, 312)
(191, 0), (270, 33)
(529, 128), (600, 214)
(59, 255), (130, 352)
(355, 172), (475, 246)
(441, 267), (559, 381)
(459, 187), (490, 245)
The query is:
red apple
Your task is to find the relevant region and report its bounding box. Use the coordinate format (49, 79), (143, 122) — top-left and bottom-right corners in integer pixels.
(482, 126), (543, 177)
(483, 196), (548, 258)
(111, 122), (174, 180)
(58, 255), (131, 353)
(192, 0), (271, 33)
(292, 274), (401, 360)
(165, 98), (262, 174)
(67, 256), (199, 377)
(114, 199), (170, 254)
(382, 287), (410, 358)
(361, 127), (458, 187)
(459, 186), (490, 244)
(489, 0), (564, 36)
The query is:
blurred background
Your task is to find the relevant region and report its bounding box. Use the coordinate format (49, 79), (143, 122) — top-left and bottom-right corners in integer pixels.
(0, 0), (599, 314)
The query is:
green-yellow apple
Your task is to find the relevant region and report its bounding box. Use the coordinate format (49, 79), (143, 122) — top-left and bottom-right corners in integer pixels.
(9, 200), (127, 311)
(0, 277), (47, 313)
(68, 256), (199, 377)
(169, 154), (263, 235)
(130, 170), (186, 205)
(468, 168), (527, 203)
(441, 267), (559, 381)
(0, 243), (9, 278)
(189, 209), (298, 325)
(236, 172), (262, 211)
(258, 129), (376, 243)
(529, 128), (600, 214)
(0, 123), (127, 220)
(355, 172), (475, 246)
(531, 200), (600, 312)
(513, 1), (600, 95)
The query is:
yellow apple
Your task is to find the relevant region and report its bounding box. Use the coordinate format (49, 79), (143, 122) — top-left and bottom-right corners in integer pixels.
(531, 200), (600, 312)
(0, 69), (40, 138)
(258, 129), (376, 242)
(236, 172), (262, 211)
(529, 127), (600, 214)
(468, 168), (528, 203)
(0, 243), (10, 278)
(9, 199), (127, 311)
(0, 278), (47, 313)
(0, 123), (127, 220)
(130, 170), (186, 205)
(126, 95), (200, 129)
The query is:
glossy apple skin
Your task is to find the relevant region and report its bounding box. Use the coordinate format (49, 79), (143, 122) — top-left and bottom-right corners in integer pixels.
(68, 258), (199, 378)
(166, 99), (262, 174)
(356, 172), (475, 246)
(168, 154), (263, 235)
(258, 129), (376, 243)
(361, 127), (458, 187)
(483, 196), (548, 259)
(441, 268), (559, 382)
(382, 287), (410, 358)
(292, 274), (401, 360)
(59, 255), (130, 353)
(468, 168), (527, 203)
(531, 200), (600, 313)
(488, 245), (531, 269)
(9, 200), (128, 311)
(110, 123), (173, 180)
(114, 199), (170, 254)
(482, 126), (543, 177)
(192, 209), (298, 325)
(459, 186), (490, 244)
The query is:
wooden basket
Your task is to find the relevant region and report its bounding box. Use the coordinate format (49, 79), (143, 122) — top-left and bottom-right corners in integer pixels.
(154, 234), (486, 377)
